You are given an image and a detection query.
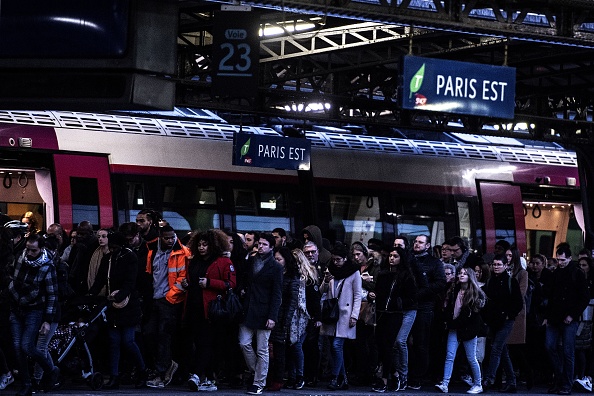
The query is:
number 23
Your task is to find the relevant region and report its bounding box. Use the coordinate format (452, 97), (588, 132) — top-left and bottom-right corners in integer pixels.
(219, 43), (251, 72)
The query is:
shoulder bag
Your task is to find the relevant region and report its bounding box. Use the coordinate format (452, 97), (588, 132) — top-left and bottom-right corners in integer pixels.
(321, 280), (345, 324)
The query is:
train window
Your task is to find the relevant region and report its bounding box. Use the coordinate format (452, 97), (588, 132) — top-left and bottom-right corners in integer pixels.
(260, 192), (287, 212)
(457, 202), (472, 242)
(70, 177), (99, 226)
(126, 182), (145, 210)
(162, 184), (216, 205)
(329, 194), (381, 245)
(233, 189), (290, 231)
(234, 189), (256, 214)
(492, 203), (516, 245)
(161, 207), (220, 233)
(396, 219), (445, 246)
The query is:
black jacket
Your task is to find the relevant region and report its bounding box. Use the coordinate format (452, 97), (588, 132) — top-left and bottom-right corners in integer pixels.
(413, 253), (446, 311)
(89, 247), (142, 328)
(241, 251), (283, 330)
(544, 262), (590, 326)
(270, 274), (299, 343)
(482, 271), (523, 330)
(375, 267), (418, 313)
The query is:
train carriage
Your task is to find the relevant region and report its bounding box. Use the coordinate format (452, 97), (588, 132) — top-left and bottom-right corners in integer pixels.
(0, 110), (582, 258)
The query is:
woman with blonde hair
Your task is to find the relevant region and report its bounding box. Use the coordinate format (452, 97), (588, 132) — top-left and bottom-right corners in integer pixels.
(284, 249), (321, 389)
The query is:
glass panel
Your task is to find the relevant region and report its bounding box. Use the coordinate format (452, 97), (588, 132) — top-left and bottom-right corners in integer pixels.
(329, 194), (381, 245)
(71, 177), (99, 226)
(396, 219), (445, 246)
(128, 208), (220, 234)
(527, 230), (555, 258)
(234, 189), (256, 213)
(260, 192), (287, 212)
(126, 182), (145, 210)
(457, 201), (471, 242)
(162, 184), (216, 205)
(493, 203), (516, 246)
(236, 215), (290, 232)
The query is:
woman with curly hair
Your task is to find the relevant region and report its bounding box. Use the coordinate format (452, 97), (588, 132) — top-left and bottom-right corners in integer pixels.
(435, 267), (486, 394)
(182, 229), (236, 392)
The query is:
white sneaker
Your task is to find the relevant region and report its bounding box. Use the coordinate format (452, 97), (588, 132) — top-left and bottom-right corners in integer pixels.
(461, 374), (474, 387)
(198, 378), (218, 392)
(576, 376), (593, 392)
(0, 372), (14, 390)
(435, 382), (448, 393)
(467, 384), (483, 394)
(188, 374), (200, 392)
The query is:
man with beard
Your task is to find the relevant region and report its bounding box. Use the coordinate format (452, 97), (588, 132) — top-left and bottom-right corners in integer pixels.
(8, 234), (60, 396)
(407, 234), (446, 390)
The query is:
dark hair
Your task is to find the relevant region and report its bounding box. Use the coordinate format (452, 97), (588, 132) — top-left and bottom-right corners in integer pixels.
(275, 246), (299, 277)
(258, 232), (276, 249)
(26, 233), (45, 248)
(272, 228), (286, 238)
(579, 256), (593, 277)
(331, 241), (349, 259)
(187, 229), (230, 258)
(159, 225), (175, 234)
(508, 245), (523, 274)
(475, 261), (491, 284)
(138, 209), (162, 225)
(495, 239), (511, 251)
(394, 234), (409, 249)
(556, 242), (572, 259)
(108, 231), (128, 248)
(119, 222), (139, 237)
(447, 236), (467, 252)
(44, 234), (60, 252)
(493, 253), (508, 265)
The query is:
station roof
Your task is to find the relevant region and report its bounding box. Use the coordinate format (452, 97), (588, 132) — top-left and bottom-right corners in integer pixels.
(171, 0), (594, 147)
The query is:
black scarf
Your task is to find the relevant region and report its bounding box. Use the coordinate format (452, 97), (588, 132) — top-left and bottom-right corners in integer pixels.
(328, 260), (359, 280)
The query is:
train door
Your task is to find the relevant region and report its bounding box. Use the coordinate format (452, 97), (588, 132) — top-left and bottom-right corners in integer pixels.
(53, 154), (113, 230)
(478, 181), (527, 254)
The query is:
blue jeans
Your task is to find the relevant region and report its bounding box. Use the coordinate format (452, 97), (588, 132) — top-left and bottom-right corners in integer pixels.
(442, 331), (481, 387)
(545, 321), (578, 391)
(108, 325), (145, 377)
(10, 310), (55, 385)
(484, 319), (515, 385)
(329, 336), (346, 377)
(33, 321), (58, 380)
(394, 310), (416, 378)
(287, 331), (307, 380)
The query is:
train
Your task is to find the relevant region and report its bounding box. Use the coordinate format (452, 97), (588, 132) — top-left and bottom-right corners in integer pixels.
(0, 109), (583, 258)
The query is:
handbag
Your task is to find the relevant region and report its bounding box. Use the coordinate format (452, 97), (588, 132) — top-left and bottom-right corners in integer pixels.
(360, 300), (376, 326)
(321, 280), (344, 324)
(107, 255), (129, 309)
(110, 290), (130, 309)
(208, 281), (245, 324)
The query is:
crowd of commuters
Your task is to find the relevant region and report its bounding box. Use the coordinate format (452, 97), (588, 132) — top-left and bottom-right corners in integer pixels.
(0, 209), (593, 396)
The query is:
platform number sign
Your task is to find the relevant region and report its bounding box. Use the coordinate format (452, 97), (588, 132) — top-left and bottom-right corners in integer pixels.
(212, 11), (259, 98)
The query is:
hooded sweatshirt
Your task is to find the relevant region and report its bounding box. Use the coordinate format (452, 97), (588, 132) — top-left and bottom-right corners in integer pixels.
(302, 225), (331, 271)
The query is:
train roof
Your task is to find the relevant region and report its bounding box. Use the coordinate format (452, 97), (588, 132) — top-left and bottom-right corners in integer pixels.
(0, 109), (577, 168)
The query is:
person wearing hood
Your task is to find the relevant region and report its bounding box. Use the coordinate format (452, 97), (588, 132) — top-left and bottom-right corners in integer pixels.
(144, 225), (190, 388)
(320, 242), (362, 391)
(8, 234), (60, 396)
(301, 225), (331, 275)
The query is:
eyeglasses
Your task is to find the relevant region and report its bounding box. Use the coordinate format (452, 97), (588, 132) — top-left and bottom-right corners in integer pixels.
(332, 257), (345, 262)
(303, 250), (317, 256)
(444, 272), (453, 276)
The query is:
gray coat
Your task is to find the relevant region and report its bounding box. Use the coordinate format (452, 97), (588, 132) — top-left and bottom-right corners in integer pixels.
(320, 271), (362, 339)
